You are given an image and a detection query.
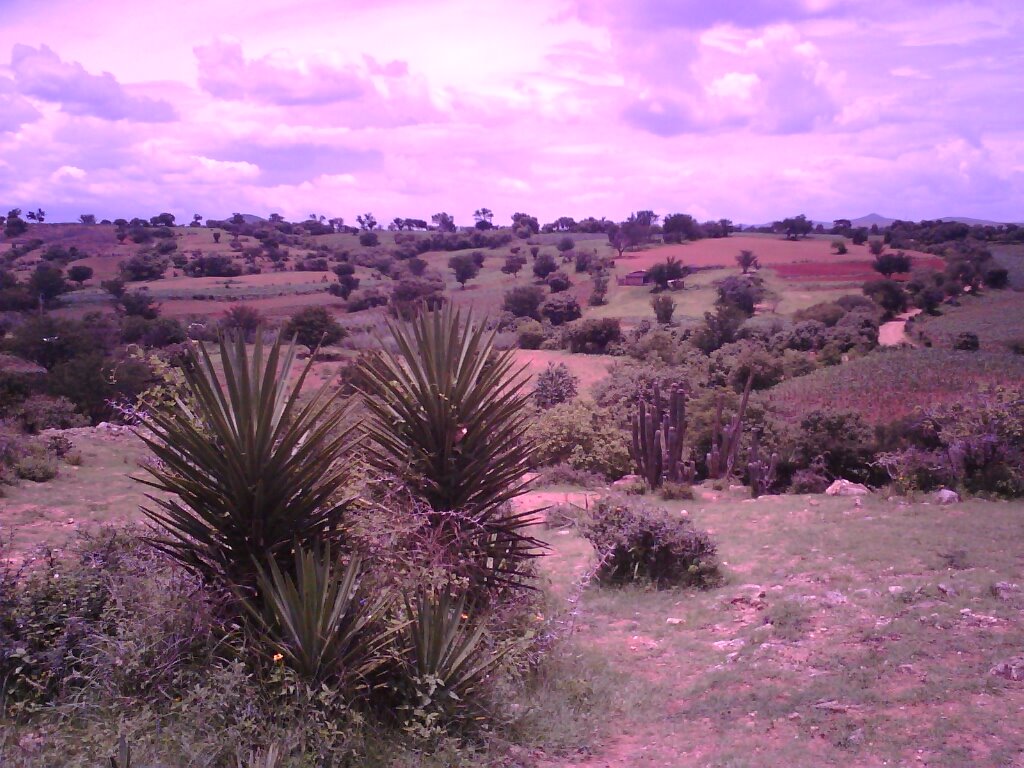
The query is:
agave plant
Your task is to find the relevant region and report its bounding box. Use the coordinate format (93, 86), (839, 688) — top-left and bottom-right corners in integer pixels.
(135, 331), (359, 592)
(358, 306), (544, 590)
(398, 590), (519, 730)
(240, 544), (393, 688)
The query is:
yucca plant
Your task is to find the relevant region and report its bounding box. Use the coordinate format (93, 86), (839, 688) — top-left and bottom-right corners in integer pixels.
(240, 544), (393, 688)
(358, 306), (544, 591)
(135, 330), (359, 592)
(398, 590), (519, 732)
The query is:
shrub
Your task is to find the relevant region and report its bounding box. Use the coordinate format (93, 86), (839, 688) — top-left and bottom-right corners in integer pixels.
(528, 399), (631, 479)
(503, 285), (545, 320)
(541, 294), (582, 326)
(547, 271), (572, 293)
(659, 481), (694, 501)
(716, 275), (764, 315)
(535, 462), (605, 488)
(863, 278), (907, 316)
(119, 251), (169, 281)
(534, 362), (579, 409)
(359, 231), (379, 247)
(516, 319), (547, 350)
(793, 301), (845, 327)
(14, 452), (58, 482)
(651, 294), (676, 324)
(389, 277), (446, 320)
(15, 394), (87, 433)
(789, 467), (831, 494)
(184, 253), (241, 277)
(532, 252), (557, 280)
(285, 306), (346, 351)
(564, 318), (621, 354)
(953, 332), (980, 351)
(579, 496), (719, 588)
(794, 409), (875, 482)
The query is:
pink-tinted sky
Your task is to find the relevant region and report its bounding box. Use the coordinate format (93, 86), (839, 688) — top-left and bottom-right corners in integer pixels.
(1, 0), (1021, 225)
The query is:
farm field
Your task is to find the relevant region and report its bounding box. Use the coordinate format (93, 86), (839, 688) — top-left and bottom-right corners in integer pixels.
(764, 348), (1024, 425)
(909, 291), (1024, 352)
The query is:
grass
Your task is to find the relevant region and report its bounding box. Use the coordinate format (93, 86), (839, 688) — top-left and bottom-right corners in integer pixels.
(910, 290), (1024, 351)
(534, 489), (1024, 767)
(763, 347), (1024, 425)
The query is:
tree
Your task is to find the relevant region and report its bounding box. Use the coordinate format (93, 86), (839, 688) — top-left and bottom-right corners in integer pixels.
(359, 231), (379, 247)
(389, 277), (446, 320)
(67, 265), (94, 286)
(119, 289), (160, 319)
(556, 236), (575, 255)
(541, 294), (582, 325)
(778, 214), (812, 239)
(150, 212), (175, 227)
(501, 253), (527, 278)
(534, 362), (579, 409)
(285, 307), (346, 352)
(4, 209), (27, 238)
(357, 212), (378, 231)
(851, 228), (869, 246)
(863, 278), (908, 316)
(120, 252), (170, 281)
(503, 285), (545, 320)
(873, 251), (912, 278)
(79, 214), (97, 225)
(662, 213), (702, 243)
(651, 294), (676, 324)
(448, 252), (481, 288)
(28, 263), (68, 304)
(716, 275), (765, 315)
(25, 208), (46, 223)
(736, 249), (760, 274)
(473, 208), (494, 229)
(511, 212), (539, 238)
(533, 252), (558, 280)
(192, 213), (203, 227)
(648, 257), (688, 291)
(547, 271), (572, 293)
(431, 212), (456, 232)
(868, 239), (886, 257)
(831, 239), (848, 255)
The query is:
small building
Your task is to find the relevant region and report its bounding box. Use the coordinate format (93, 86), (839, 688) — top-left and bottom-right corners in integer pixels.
(618, 269), (649, 286)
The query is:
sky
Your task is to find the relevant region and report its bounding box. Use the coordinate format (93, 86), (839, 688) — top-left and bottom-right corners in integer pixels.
(0, 0), (1021, 226)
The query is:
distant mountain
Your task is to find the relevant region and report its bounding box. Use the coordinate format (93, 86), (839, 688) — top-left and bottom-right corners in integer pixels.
(850, 213), (895, 228)
(849, 213), (1013, 227)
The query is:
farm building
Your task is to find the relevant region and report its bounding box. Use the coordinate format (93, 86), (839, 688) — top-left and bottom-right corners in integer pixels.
(618, 269), (649, 286)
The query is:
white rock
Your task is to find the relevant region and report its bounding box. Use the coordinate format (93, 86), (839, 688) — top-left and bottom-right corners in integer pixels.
(825, 479), (870, 497)
(934, 488), (961, 505)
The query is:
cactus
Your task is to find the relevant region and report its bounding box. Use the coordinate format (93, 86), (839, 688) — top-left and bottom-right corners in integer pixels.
(630, 382), (693, 489)
(705, 371), (754, 480)
(747, 428), (779, 498)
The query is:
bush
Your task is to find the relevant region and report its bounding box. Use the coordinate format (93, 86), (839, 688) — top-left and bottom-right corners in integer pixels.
(534, 362), (579, 409)
(564, 318), (621, 353)
(284, 306), (346, 351)
(658, 481), (694, 501)
(15, 394), (88, 432)
(953, 332), (980, 351)
(547, 271), (572, 293)
(14, 452), (58, 482)
(794, 409), (876, 482)
(359, 231), (379, 247)
(789, 467), (831, 494)
(651, 294), (676, 324)
(533, 252), (558, 280)
(119, 251), (169, 282)
(516, 319), (547, 350)
(579, 496), (719, 588)
(541, 294), (582, 326)
(503, 285), (545, 320)
(863, 278), (907, 316)
(529, 399), (631, 479)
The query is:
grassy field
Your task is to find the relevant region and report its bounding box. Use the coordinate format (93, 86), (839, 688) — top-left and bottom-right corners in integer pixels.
(6, 428), (1024, 766)
(764, 347), (1024, 425)
(532, 489), (1024, 767)
(909, 291), (1024, 351)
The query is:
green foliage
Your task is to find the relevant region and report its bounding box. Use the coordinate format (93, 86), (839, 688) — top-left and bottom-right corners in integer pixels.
(516, 319), (546, 350)
(532, 252), (558, 280)
(579, 496), (719, 588)
(650, 294), (676, 324)
(953, 331), (980, 351)
(14, 394), (87, 433)
(534, 362), (579, 409)
(284, 306), (345, 351)
(136, 331), (359, 592)
(794, 409), (876, 482)
(541, 294), (582, 326)
(119, 251), (169, 282)
(863, 278), (907, 316)
(447, 253), (480, 288)
(396, 590), (520, 736)
(648, 257), (688, 291)
(503, 285), (545, 320)
(240, 545), (392, 688)
(358, 307), (543, 590)
(563, 317), (620, 353)
(546, 270), (572, 293)
(528, 399), (632, 479)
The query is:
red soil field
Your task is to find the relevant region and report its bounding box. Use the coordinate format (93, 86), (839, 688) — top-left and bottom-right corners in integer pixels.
(772, 256), (945, 282)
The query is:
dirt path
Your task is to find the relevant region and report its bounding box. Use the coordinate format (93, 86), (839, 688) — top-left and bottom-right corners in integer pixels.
(878, 308), (921, 346)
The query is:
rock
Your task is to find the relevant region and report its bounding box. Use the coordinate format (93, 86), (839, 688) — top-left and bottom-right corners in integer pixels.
(992, 582), (1021, 600)
(712, 639), (745, 652)
(825, 479), (870, 497)
(934, 488), (961, 505)
(612, 474), (641, 488)
(666, 617), (683, 625)
(990, 657), (1024, 682)
(824, 591), (848, 606)
(888, 585), (905, 596)
(937, 583), (957, 597)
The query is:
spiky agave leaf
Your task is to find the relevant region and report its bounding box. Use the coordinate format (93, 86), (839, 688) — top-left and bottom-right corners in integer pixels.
(134, 330), (359, 591)
(399, 590), (521, 721)
(357, 306), (545, 589)
(239, 544), (394, 688)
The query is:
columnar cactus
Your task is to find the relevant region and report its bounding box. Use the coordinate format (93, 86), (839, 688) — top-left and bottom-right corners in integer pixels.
(630, 382), (694, 489)
(705, 371), (754, 480)
(747, 428), (779, 498)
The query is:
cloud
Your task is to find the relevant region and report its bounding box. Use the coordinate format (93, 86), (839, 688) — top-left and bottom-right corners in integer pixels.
(10, 44), (177, 122)
(0, 75), (41, 132)
(208, 141), (384, 186)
